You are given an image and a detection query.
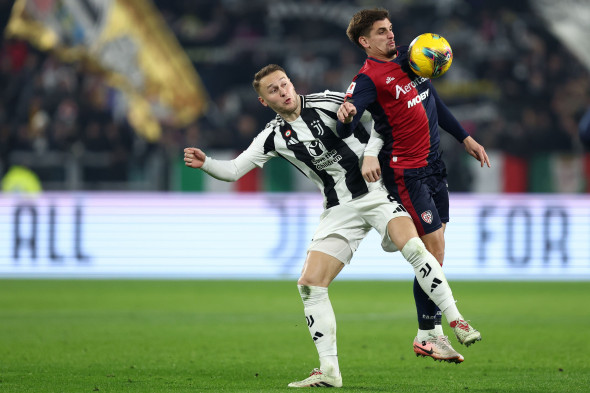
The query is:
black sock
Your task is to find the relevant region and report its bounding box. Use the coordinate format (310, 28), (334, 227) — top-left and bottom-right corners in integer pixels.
(413, 277), (438, 330)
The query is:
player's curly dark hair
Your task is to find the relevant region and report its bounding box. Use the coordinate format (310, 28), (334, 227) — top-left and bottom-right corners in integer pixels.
(346, 8), (390, 49)
(252, 64), (286, 93)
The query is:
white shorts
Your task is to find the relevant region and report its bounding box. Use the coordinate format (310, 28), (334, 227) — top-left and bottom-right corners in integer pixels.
(307, 186), (411, 264)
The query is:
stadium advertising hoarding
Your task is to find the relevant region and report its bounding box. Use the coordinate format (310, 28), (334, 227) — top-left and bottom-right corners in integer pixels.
(0, 192), (588, 280)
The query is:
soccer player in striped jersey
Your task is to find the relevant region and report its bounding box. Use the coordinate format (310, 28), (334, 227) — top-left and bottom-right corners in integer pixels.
(184, 64), (480, 388)
(337, 8), (489, 364)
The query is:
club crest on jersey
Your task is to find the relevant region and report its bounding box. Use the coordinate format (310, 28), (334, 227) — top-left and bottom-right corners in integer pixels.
(421, 210), (433, 224)
(310, 120), (324, 135)
(284, 130), (292, 137)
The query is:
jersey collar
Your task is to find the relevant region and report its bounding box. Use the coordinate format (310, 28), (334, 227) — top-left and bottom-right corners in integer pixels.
(367, 56), (396, 64)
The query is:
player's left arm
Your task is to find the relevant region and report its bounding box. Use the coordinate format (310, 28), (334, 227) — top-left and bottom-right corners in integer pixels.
(362, 125), (383, 183)
(432, 85), (491, 168)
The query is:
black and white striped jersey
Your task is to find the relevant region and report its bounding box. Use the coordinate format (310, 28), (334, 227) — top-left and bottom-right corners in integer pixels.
(237, 90), (382, 209)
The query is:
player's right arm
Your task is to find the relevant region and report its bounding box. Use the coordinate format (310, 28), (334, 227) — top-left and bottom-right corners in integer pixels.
(183, 127), (276, 182)
(184, 147), (207, 169)
(336, 74), (377, 138)
(183, 147), (258, 181)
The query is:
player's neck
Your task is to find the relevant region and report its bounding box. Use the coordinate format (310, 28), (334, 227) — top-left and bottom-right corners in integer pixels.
(280, 95), (302, 122)
(366, 49), (397, 62)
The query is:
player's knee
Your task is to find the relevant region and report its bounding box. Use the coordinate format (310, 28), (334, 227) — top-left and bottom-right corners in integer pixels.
(297, 272), (332, 287)
(297, 275), (318, 286)
(425, 244), (444, 265)
(433, 249), (444, 266)
(422, 230), (445, 265)
(299, 236), (350, 287)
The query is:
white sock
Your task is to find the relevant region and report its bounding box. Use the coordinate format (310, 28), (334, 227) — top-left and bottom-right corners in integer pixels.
(320, 355), (339, 376)
(434, 323), (444, 336)
(298, 285), (340, 377)
(401, 238), (463, 323)
(417, 329), (435, 341)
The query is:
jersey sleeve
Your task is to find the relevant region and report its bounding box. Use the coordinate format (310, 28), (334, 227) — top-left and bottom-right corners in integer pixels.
(432, 85), (469, 143)
(200, 153), (258, 182)
(336, 74), (377, 138)
(363, 126), (384, 157)
(200, 128), (277, 181)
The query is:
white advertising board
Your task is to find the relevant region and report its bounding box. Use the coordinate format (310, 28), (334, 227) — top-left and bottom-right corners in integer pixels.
(0, 192), (588, 280)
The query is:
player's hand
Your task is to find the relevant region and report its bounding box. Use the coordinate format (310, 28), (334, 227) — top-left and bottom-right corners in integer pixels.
(463, 136), (491, 168)
(362, 156), (381, 182)
(184, 147), (206, 168)
(337, 102), (357, 123)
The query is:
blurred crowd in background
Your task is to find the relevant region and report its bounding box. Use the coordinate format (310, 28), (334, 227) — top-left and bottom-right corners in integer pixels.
(0, 0), (589, 191)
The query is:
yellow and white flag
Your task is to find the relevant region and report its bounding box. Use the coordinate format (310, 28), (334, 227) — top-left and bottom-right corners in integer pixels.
(5, 0), (208, 141)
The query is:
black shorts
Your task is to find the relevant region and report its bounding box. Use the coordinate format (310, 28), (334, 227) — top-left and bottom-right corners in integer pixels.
(382, 158), (449, 236)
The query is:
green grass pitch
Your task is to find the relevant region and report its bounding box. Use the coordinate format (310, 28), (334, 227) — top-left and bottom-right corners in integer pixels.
(1, 280), (589, 392)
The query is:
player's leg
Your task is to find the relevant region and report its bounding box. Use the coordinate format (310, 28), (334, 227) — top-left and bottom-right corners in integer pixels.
(288, 237), (349, 388)
(426, 162), (452, 338)
(385, 216), (481, 346)
(383, 165), (466, 358)
(411, 225), (463, 361)
(420, 225), (446, 335)
(382, 167), (443, 340)
(290, 203), (369, 388)
(359, 187), (469, 338)
(296, 250), (343, 380)
(385, 216), (451, 315)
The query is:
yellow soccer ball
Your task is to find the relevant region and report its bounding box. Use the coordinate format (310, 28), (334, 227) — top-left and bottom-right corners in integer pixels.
(408, 33), (453, 78)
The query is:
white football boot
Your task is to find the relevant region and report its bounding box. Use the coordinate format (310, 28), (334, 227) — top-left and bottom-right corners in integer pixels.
(413, 335), (464, 363)
(450, 319), (482, 347)
(288, 368), (342, 388)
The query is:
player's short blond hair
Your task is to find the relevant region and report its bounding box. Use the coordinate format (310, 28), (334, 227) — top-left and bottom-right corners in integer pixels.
(252, 64), (286, 94)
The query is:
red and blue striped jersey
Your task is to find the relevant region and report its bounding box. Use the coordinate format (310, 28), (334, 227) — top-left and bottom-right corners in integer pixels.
(337, 46), (468, 169)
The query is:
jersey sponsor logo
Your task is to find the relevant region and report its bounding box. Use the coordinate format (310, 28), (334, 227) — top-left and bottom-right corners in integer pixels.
(394, 76), (428, 99)
(407, 88), (430, 108)
(309, 145), (343, 171)
(386, 76), (395, 84)
(345, 82), (356, 99)
(307, 140), (326, 157)
(421, 210), (433, 224)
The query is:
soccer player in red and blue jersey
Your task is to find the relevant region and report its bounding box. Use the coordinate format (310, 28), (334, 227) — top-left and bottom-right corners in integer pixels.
(337, 8), (490, 364)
